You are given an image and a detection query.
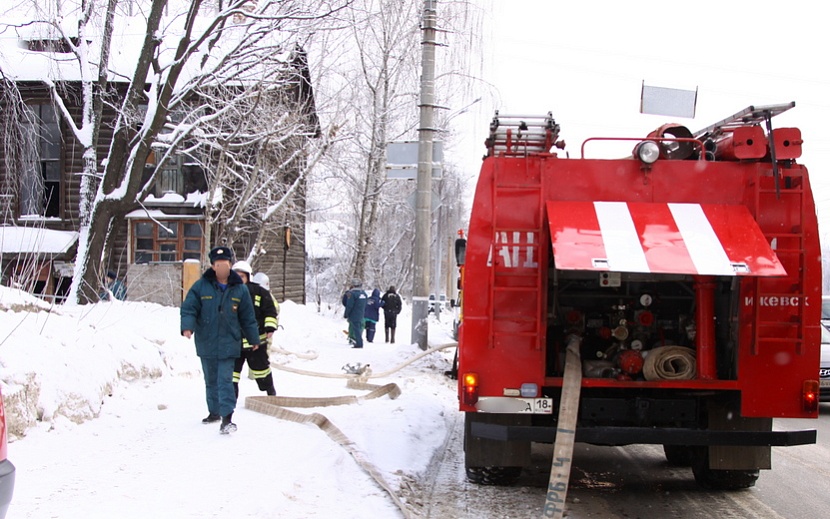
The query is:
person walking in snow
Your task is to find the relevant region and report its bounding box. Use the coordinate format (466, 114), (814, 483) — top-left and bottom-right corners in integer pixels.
(381, 286), (402, 343)
(363, 288), (382, 343)
(342, 279), (368, 348)
(181, 246), (260, 434)
(231, 261), (278, 397)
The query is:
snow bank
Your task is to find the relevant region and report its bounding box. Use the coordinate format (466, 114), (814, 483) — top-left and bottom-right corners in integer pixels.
(0, 287), (200, 439)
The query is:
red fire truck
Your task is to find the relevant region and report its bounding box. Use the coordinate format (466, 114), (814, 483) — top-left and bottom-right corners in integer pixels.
(456, 103), (819, 490)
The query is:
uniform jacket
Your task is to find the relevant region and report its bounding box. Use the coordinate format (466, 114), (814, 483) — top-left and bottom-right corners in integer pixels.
(343, 287), (368, 322)
(243, 281), (279, 347)
(364, 288), (382, 322)
(181, 269), (260, 359)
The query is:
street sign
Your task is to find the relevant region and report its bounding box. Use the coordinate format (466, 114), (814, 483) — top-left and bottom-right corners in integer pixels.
(640, 82), (697, 118)
(386, 141), (443, 179)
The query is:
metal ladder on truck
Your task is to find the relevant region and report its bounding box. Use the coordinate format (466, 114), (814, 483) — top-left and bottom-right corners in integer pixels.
(487, 113), (582, 519)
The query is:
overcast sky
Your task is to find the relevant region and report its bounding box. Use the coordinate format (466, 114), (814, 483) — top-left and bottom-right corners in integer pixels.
(452, 0), (830, 239)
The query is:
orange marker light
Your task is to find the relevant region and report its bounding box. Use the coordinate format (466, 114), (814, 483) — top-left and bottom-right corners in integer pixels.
(803, 380), (819, 413)
(462, 372), (479, 406)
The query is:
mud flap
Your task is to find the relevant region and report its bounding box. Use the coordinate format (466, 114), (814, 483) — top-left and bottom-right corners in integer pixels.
(464, 412), (531, 467)
(707, 399), (771, 470)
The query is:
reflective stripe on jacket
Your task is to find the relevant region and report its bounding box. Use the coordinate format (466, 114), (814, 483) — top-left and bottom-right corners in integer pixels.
(242, 281), (278, 348)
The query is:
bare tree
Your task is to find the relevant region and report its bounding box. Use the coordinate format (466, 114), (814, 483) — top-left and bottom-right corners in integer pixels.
(306, 0), (483, 304)
(3, 0), (348, 303)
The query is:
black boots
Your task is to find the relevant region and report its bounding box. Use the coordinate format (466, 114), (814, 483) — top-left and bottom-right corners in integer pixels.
(390, 328), (396, 343)
(385, 329), (390, 343)
(220, 414), (237, 434)
(202, 413), (220, 424)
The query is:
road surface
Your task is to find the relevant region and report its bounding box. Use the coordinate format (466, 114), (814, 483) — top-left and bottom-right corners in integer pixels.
(416, 403), (830, 518)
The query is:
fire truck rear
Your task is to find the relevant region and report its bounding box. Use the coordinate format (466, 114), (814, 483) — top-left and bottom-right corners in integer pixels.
(456, 103), (820, 490)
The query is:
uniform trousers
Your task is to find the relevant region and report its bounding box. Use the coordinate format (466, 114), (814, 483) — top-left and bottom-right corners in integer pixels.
(200, 357), (236, 417)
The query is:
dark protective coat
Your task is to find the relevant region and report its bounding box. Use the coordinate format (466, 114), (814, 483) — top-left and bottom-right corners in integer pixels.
(364, 288), (382, 322)
(234, 281), (278, 396)
(244, 282), (279, 343)
(343, 287), (368, 347)
(381, 289), (402, 331)
(344, 288), (368, 321)
(181, 269), (260, 359)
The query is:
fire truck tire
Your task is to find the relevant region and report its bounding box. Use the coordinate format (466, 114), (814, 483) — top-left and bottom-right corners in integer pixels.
(465, 466), (522, 486)
(662, 445), (693, 466)
(691, 447), (759, 490)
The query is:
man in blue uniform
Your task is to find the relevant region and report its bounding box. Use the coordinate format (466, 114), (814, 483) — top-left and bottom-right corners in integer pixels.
(181, 246), (260, 434)
(364, 288), (382, 343)
(343, 279), (368, 348)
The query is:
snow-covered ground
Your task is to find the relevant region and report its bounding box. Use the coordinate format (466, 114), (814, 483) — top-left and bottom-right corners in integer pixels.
(0, 286), (459, 518)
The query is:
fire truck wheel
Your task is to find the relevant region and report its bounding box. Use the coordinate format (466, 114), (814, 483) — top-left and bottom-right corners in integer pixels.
(662, 445), (693, 466)
(465, 466), (522, 486)
(691, 447), (759, 490)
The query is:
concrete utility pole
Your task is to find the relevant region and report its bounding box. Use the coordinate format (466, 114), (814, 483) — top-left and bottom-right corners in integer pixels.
(411, 0), (438, 350)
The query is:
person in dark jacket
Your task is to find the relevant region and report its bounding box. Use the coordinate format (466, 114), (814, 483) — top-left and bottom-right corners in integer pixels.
(99, 270), (127, 301)
(381, 286), (402, 343)
(181, 246), (260, 434)
(232, 261), (278, 397)
(343, 279), (368, 348)
(363, 288), (382, 343)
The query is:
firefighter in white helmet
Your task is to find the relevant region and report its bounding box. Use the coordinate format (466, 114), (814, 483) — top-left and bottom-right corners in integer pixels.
(231, 261), (278, 397)
(252, 272), (280, 354)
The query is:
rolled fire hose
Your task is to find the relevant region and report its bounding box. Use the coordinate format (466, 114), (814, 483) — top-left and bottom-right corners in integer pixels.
(642, 345), (696, 381)
(247, 342), (458, 519)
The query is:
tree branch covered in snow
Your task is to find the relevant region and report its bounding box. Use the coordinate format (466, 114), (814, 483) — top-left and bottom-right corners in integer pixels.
(3, 0), (349, 303)
(305, 0), (482, 304)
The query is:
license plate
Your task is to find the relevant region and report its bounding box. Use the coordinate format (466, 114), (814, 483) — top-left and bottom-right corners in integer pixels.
(516, 398), (554, 414)
(820, 379), (830, 388)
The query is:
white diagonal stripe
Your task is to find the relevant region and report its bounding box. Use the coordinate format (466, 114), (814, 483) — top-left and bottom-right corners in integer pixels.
(668, 203), (733, 275)
(594, 201), (650, 273)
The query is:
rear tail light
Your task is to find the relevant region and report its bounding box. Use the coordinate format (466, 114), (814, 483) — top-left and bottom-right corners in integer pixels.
(803, 380), (819, 413)
(462, 372), (479, 406)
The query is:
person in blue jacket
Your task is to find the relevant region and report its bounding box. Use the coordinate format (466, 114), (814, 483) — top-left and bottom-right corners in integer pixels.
(99, 270), (127, 301)
(181, 246), (260, 434)
(342, 279), (368, 348)
(364, 288), (382, 343)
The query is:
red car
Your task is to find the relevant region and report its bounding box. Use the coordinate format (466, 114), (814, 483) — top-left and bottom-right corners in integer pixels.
(0, 387), (14, 517)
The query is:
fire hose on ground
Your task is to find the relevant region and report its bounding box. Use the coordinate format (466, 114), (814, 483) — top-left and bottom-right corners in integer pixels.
(245, 342), (458, 519)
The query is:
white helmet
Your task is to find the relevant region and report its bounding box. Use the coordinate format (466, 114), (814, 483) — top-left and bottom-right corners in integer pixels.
(252, 272), (270, 290)
(232, 260), (253, 275)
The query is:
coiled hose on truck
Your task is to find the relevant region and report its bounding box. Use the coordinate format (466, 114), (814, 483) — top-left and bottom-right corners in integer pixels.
(642, 345), (696, 381)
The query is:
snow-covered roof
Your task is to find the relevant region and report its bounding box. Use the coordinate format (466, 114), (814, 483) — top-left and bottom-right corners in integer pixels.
(124, 209), (204, 219)
(0, 225), (78, 254)
(143, 191), (208, 207)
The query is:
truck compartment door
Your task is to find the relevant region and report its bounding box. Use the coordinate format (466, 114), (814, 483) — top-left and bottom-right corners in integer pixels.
(545, 201), (786, 277)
